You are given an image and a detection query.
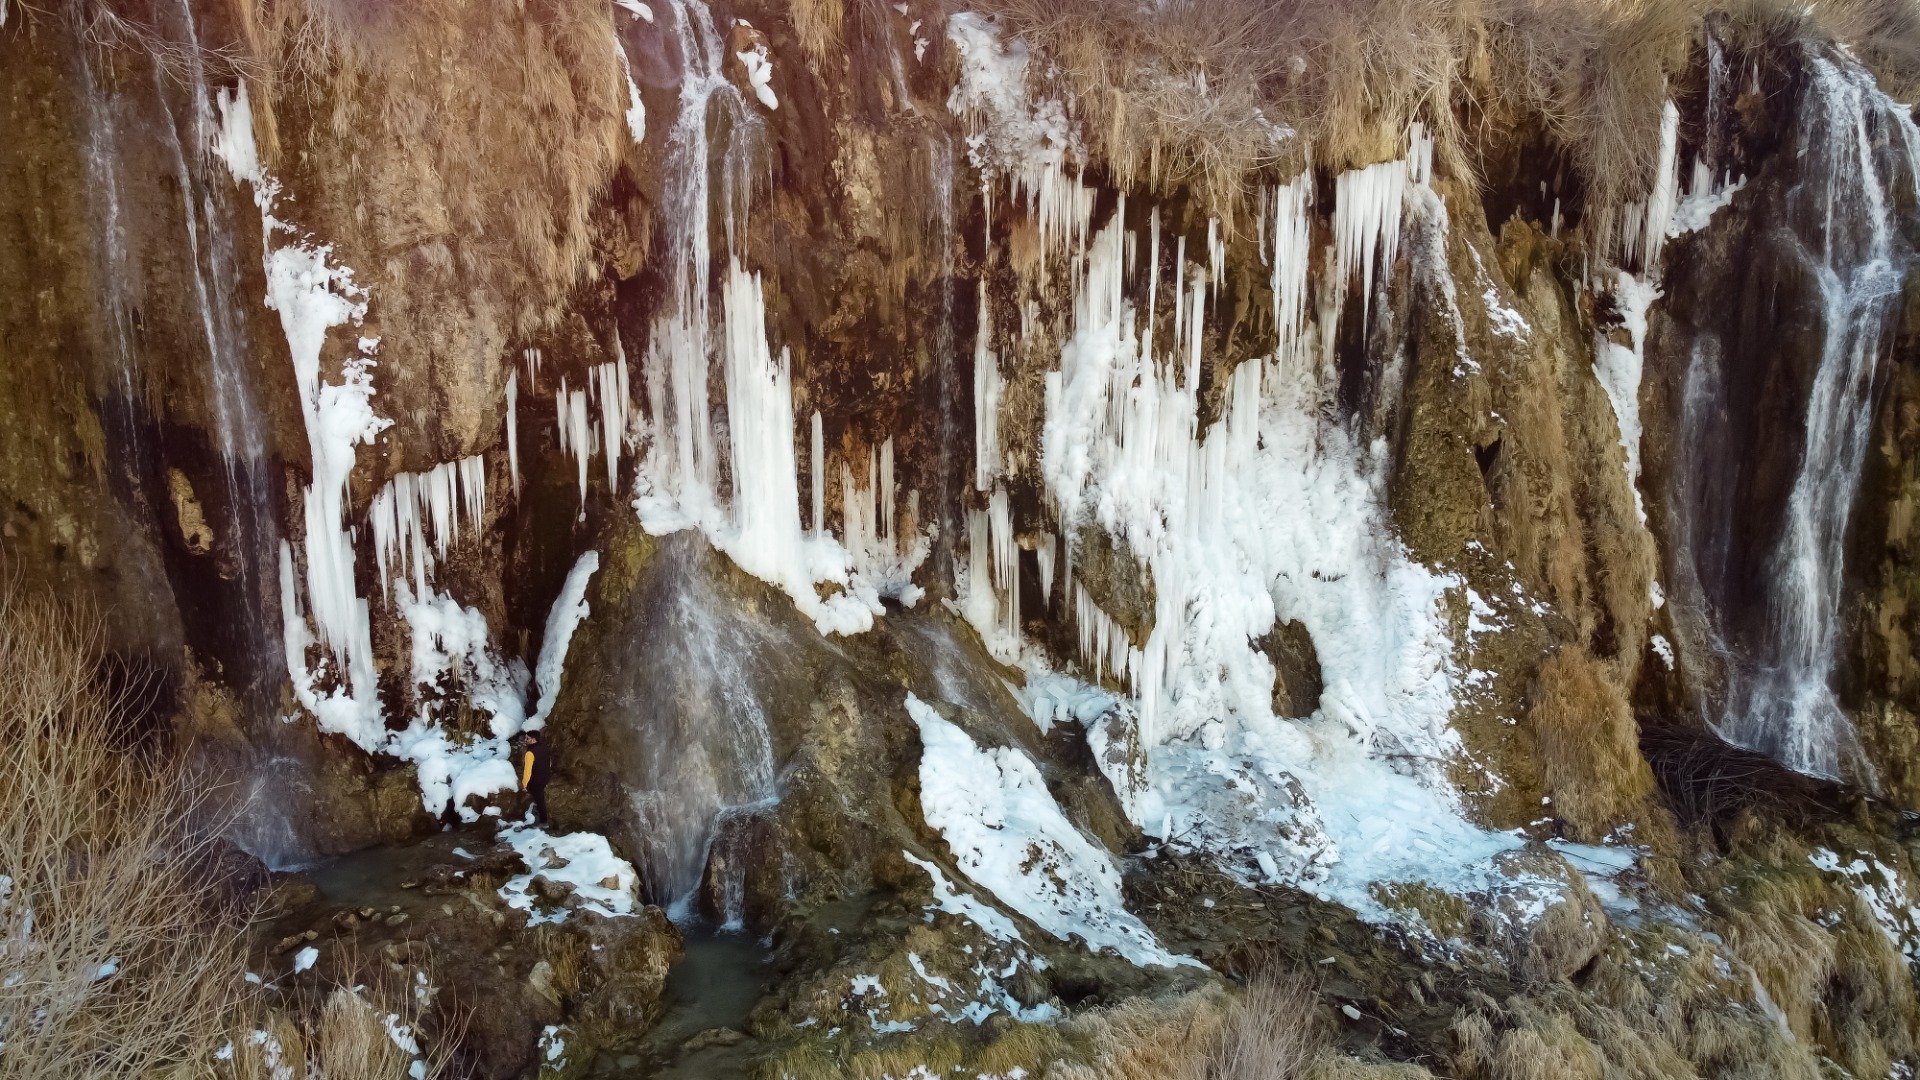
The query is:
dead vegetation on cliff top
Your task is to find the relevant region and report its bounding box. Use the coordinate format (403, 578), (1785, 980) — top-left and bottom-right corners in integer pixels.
(964, 0), (1920, 219)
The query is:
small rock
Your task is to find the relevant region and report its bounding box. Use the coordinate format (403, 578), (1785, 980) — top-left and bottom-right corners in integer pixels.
(681, 1028), (746, 1053)
(384, 912), (410, 927)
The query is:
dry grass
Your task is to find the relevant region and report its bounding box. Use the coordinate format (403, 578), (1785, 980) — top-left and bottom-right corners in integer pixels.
(1304, 1058), (1438, 1079)
(1045, 987), (1228, 1080)
(1053, 972), (1324, 1080)
(313, 986), (415, 1079)
(1445, 868), (1918, 1080)
(1209, 969), (1325, 1079)
(1528, 646), (1655, 841)
(222, 978), (457, 1080)
(791, 0), (847, 61)
(0, 584), (250, 1080)
(1710, 842), (1920, 1073)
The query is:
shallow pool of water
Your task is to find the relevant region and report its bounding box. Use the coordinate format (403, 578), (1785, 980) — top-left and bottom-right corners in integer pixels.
(589, 923), (774, 1079)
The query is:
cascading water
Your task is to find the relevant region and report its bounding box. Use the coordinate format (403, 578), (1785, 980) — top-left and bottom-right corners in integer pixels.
(619, 535), (779, 910)
(160, 0), (281, 668)
(160, 0), (306, 865)
(1674, 51), (1920, 781)
(76, 33), (139, 442)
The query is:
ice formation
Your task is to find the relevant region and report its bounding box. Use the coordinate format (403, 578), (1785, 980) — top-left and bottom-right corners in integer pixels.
(734, 38), (779, 110)
(841, 439), (930, 604)
(369, 457), (489, 599)
(529, 550), (600, 729)
(945, 10), (1084, 241)
(973, 284), (1003, 492)
(213, 83), (603, 812)
(1594, 272), (1660, 524)
(215, 82), (387, 741)
(622, 0), (900, 637)
(909, 695), (1196, 968)
(506, 370), (521, 499)
(555, 355), (631, 514)
(927, 79), (1541, 921)
(1269, 172), (1315, 368)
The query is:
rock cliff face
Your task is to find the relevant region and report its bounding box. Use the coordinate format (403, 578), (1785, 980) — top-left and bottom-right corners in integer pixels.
(10, 0), (1920, 1074)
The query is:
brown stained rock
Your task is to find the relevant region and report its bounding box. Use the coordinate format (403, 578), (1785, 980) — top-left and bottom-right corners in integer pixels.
(166, 469), (215, 555)
(532, 877), (578, 905)
(1069, 523), (1157, 652)
(1259, 618), (1324, 720)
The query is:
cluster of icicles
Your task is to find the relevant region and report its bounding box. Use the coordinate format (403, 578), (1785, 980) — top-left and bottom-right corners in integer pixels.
(961, 128), (1435, 744)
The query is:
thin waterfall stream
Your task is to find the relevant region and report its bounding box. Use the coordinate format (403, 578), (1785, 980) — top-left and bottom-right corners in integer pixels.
(1672, 51), (1920, 781)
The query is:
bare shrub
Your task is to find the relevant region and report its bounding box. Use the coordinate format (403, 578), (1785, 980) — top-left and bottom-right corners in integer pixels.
(1640, 724), (1838, 828)
(0, 585), (248, 1079)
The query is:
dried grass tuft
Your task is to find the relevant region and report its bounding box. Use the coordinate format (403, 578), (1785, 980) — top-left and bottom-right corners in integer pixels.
(1528, 645), (1656, 841)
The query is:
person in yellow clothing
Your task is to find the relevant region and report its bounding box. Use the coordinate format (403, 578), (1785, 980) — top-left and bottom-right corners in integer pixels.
(518, 730), (551, 824)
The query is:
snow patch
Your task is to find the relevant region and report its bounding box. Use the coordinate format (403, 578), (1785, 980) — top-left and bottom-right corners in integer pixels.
(1811, 848), (1920, 963)
(499, 826), (640, 924)
(614, 36), (648, 143)
(909, 695), (1197, 968)
(904, 852), (1025, 943)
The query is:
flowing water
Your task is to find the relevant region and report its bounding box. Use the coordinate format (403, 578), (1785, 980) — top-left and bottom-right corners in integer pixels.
(1674, 51), (1920, 781)
(161, 0), (282, 669)
(926, 133), (962, 588)
(619, 535), (780, 909)
(642, 0), (760, 509)
(76, 33), (140, 444)
(135, 0), (304, 864)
